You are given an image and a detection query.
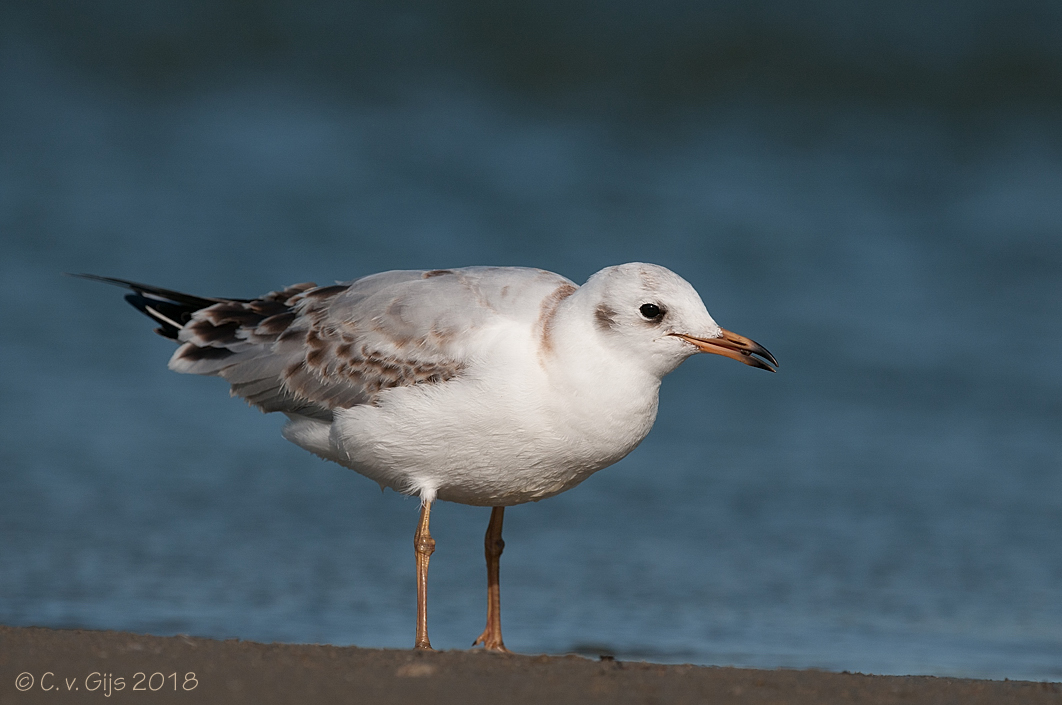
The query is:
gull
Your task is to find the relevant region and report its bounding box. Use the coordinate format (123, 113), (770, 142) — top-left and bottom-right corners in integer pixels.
(76, 263), (776, 651)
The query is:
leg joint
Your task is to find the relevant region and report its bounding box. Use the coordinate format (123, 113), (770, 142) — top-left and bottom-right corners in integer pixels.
(485, 535), (505, 557)
(415, 533), (436, 556)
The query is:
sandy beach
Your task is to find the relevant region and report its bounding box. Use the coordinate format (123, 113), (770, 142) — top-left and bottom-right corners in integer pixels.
(2, 625), (1059, 704)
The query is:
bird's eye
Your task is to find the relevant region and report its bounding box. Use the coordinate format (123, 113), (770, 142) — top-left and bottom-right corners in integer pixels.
(639, 303), (664, 320)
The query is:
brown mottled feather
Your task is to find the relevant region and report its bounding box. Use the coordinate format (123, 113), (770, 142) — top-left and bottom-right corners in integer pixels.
(78, 268), (578, 424)
(168, 274), (484, 421)
(85, 267), (579, 423)
(538, 283), (577, 354)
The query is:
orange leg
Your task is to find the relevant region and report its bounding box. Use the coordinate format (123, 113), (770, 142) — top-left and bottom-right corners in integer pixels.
(413, 502), (436, 650)
(473, 506), (510, 652)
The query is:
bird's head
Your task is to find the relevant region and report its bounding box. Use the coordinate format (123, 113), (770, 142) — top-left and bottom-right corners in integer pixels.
(578, 263), (777, 378)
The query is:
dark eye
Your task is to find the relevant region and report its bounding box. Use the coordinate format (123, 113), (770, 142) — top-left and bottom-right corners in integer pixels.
(639, 303), (664, 320)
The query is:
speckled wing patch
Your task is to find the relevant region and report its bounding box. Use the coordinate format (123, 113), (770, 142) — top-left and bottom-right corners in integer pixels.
(170, 280), (466, 421)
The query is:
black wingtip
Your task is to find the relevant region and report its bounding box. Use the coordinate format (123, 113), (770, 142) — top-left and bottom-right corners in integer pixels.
(68, 273), (221, 307)
(66, 272), (159, 293)
(71, 272), (226, 341)
(66, 272), (135, 287)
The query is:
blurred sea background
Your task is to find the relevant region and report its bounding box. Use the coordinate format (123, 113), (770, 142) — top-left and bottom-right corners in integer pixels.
(1, 0), (1060, 681)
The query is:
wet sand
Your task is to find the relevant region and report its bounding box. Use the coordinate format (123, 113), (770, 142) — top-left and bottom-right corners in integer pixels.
(2, 625), (1059, 704)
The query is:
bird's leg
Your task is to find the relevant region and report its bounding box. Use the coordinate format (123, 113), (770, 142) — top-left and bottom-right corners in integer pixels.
(473, 506), (509, 652)
(414, 501), (436, 650)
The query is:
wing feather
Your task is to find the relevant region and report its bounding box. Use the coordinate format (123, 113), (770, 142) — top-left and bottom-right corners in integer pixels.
(168, 268), (573, 420)
(83, 267), (577, 421)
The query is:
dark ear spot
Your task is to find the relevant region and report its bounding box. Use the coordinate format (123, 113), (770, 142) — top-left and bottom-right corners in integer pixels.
(595, 304), (619, 332)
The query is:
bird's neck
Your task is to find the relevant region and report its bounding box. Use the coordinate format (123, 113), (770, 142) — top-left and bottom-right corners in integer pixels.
(542, 303), (662, 452)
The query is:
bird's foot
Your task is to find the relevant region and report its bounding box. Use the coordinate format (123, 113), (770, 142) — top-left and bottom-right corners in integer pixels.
(472, 630), (510, 652)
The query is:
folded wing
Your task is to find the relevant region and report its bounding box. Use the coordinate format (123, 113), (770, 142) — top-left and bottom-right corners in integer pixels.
(82, 267), (574, 423)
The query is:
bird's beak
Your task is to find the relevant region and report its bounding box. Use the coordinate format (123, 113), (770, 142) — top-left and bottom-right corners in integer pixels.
(670, 328), (778, 372)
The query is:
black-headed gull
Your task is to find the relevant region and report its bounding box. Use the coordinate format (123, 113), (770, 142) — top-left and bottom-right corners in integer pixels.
(77, 263), (776, 651)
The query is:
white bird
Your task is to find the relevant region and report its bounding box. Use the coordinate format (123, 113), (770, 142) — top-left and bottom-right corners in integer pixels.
(77, 263), (776, 651)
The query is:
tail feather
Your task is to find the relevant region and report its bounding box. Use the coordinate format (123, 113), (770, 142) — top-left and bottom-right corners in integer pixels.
(72, 272), (337, 422)
(68, 273), (238, 340)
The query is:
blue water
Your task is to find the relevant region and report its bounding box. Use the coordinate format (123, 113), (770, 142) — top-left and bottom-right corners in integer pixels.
(2, 0), (1061, 681)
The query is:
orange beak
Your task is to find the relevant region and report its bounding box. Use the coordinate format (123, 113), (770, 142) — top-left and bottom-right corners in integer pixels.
(670, 328), (778, 372)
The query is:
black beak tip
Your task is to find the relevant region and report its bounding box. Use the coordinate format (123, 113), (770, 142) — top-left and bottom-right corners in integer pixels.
(748, 355), (778, 373)
(746, 343), (779, 372)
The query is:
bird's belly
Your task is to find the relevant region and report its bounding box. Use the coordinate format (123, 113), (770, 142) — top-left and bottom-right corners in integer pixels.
(429, 438), (629, 506)
(318, 379), (657, 506)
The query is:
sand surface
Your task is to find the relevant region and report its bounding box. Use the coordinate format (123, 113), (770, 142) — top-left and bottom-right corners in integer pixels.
(2, 625), (1059, 704)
